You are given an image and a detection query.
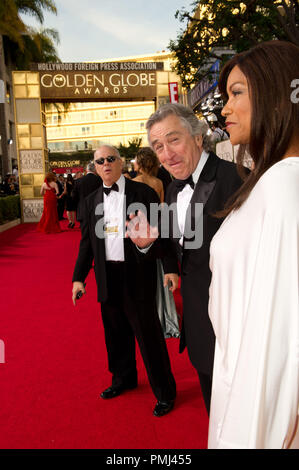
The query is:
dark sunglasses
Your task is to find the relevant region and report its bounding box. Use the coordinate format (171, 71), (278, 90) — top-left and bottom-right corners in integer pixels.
(94, 156), (118, 165)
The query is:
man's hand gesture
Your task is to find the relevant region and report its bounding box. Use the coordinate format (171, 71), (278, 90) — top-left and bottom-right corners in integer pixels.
(125, 210), (159, 249)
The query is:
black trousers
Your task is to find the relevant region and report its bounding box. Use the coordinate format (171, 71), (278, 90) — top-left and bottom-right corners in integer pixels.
(57, 197), (65, 220)
(197, 371), (212, 415)
(100, 261), (176, 403)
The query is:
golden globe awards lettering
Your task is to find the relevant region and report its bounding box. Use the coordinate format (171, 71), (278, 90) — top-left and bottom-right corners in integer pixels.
(34, 63), (162, 100)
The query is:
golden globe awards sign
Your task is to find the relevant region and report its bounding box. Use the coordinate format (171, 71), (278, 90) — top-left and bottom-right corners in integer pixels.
(31, 62), (163, 100)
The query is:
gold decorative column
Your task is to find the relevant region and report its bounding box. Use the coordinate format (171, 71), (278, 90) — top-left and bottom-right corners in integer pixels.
(12, 71), (48, 223)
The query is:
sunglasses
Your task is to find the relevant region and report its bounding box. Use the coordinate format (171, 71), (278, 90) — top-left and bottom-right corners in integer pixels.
(94, 156), (118, 165)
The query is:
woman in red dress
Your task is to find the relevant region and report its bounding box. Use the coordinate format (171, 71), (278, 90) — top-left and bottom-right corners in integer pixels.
(37, 173), (61, 233)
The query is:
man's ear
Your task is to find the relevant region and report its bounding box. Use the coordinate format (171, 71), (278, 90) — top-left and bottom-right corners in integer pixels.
(195, 134), (203, 148)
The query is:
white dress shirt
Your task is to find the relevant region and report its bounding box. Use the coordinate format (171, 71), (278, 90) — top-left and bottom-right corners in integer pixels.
(103, 174), (125, 261)
(177, 150), (209, 246)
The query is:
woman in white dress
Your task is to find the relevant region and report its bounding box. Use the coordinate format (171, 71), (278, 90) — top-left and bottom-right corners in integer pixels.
(208, 41), (299, 449)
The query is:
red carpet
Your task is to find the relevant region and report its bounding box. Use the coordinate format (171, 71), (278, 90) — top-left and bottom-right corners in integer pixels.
(0, 220), (208, 449)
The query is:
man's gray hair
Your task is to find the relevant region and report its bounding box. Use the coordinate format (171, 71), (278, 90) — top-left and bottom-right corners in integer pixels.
(146, 103), (212, 151)
(86, 161), (95, 172)
(94, 144), (121, 159)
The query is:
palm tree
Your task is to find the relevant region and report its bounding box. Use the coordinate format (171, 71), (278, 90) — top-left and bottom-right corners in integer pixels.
(0, 0), (26, 48)
(0, 0), (60, 175)
(15, 0), (57, 23)
(6, 26), (60, 68)
(0, 0), (60, 66)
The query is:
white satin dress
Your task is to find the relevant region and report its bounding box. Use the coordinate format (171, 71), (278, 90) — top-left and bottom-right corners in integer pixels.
(208, 157), (299, 449)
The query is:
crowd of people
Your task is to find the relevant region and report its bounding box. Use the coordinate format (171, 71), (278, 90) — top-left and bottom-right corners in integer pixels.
(36, 146), (173, 235)
(34, 40), (299, 448)
(0, 172), (19, 196)
(36, 169), (102, 233)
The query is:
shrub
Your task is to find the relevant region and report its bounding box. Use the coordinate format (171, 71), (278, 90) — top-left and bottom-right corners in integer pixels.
(0, 195), (21, 225)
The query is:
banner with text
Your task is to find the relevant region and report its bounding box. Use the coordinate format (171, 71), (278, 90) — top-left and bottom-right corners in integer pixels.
(32, 62), (163, 101)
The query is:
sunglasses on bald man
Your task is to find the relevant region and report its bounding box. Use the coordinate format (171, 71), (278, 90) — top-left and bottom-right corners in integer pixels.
(95, 156), (119, 165)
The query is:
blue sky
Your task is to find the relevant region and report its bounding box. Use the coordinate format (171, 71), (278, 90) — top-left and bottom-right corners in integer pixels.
(21, 0), (193, 62)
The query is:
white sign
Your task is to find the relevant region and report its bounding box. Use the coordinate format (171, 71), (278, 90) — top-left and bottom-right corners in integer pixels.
(216, 140), (235, 162)
(19, 150), (44, 174)
(216, 141), (253, 169)
(168, 82), (179, 103)
(22, 199), (44, 223)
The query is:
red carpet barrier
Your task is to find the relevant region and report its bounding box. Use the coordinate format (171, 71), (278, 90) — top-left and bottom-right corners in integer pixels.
(0, 221), (208, 449)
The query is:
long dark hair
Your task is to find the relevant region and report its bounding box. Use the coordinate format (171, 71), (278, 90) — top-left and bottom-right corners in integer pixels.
(135, 147), (160, 176)
(66, 173), (74, 184)
(217, 40), (299, 217)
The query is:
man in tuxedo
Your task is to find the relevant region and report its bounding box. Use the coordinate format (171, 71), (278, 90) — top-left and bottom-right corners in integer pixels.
(71, 161), (102, 227)
(55, 174), (65, 220)
(145, 103), (245, 414)
(72, 145), (177, 417)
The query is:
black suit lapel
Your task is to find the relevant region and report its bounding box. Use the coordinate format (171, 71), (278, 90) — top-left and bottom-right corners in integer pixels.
(94, 184), (104, 218)
(123, 178), (137, 261)
(191, 152), (219, 206)
(125, 178), (156, 221)
(124, 178), (136, 216)
(92, 185), (106, 260)
(165, 184), (181, 242)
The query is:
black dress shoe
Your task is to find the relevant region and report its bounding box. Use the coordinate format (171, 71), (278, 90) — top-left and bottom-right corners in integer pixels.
(153, 400), (175, 417)
(100, 384), (137, 399)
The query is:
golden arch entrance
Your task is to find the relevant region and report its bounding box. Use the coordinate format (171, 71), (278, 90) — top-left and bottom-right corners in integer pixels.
(12, 61), (180, 222)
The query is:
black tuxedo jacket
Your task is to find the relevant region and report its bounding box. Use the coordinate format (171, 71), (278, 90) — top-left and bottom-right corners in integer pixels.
(72, 173), (102, 222)
(72, 177), (178, 304)
(163, 152), (245, 376)
(56, 179), (64, 196)
(157, 165), (172, 194)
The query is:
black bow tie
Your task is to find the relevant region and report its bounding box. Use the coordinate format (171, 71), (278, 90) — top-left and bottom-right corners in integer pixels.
(173, 175), (195, 192)
(103, 182), (119, 196)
